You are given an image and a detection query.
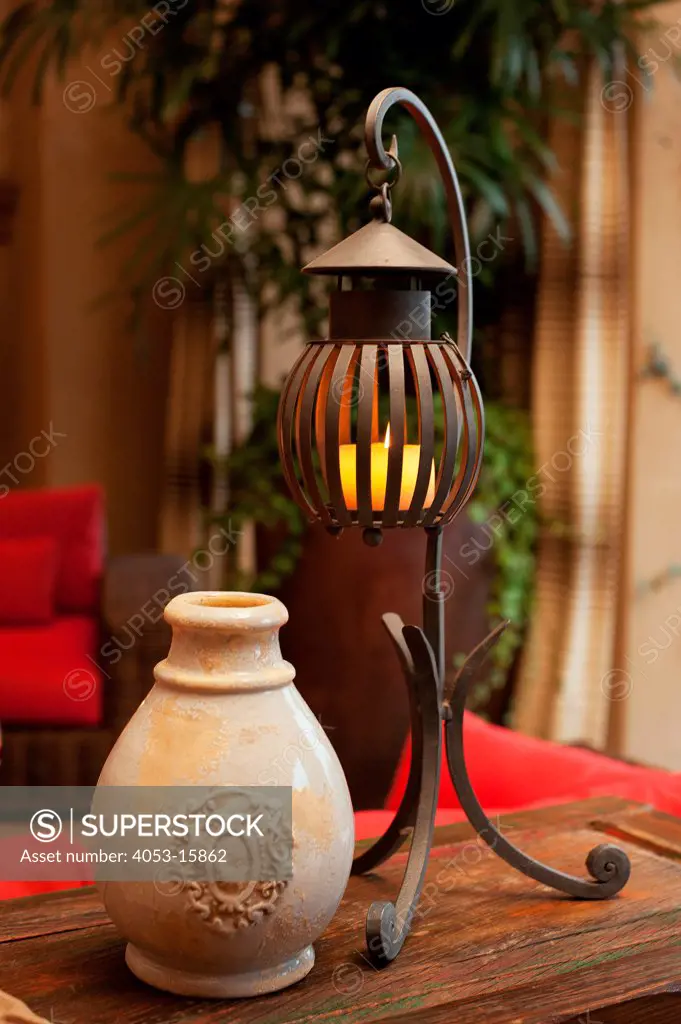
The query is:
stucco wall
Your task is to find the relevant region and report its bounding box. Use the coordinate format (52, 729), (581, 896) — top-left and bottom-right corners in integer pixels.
(624, 0), (681, 767)
(0, 24), (171, 554)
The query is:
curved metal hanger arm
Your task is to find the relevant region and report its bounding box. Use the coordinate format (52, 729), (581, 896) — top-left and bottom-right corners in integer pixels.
(364, 87), (472, 363)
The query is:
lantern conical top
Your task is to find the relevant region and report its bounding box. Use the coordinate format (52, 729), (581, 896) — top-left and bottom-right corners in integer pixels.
(302, 218), (455, 277)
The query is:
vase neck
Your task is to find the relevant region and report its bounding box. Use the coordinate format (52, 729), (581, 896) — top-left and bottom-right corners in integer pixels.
(154, 592), (295, 693)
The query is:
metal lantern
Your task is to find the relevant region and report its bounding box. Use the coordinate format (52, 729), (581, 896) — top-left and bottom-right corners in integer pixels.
(276, 87), (631, 970)
(278, 211), (484, 540)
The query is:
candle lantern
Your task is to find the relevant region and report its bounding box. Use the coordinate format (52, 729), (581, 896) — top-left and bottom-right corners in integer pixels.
(278, 88), (631, 969)
(278, 188), (482, 540)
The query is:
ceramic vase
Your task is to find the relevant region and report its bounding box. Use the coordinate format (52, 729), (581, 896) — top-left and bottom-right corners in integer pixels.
(96, 592), (355, 998)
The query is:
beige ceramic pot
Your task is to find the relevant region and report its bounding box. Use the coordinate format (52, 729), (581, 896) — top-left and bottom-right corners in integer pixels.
(96, 592), (354, 998)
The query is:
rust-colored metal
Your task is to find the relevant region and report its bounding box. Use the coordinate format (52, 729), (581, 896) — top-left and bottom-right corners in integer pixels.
(278, 345), (319, 520)
(364, 87), (472, 363)
(278, 86), (480, 534)
(303, 218), (455, 277)
(297, 343), (335, 526)
(278, 338), (481, 531)
(383, 344), (406, 528)
(404, 345), (435, 527)
(356, 344), (378, 529)
(277, 86), (631, 976)
(324, 344), (355, 528)
(329, 289), (432, 341)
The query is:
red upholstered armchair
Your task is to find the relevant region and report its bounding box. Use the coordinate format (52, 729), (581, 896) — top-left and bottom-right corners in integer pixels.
(0, 484), (190, 786)
(355, 713), (681, 840)
(5, 710), (681, 902)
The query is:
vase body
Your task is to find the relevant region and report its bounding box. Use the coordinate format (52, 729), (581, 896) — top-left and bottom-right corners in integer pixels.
(96, 592), (354, 998)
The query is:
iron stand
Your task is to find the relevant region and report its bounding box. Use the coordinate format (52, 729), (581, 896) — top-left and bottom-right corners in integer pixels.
(352, 528), (632, 967)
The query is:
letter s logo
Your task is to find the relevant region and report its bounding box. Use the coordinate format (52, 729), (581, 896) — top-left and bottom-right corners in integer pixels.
(30, 809), (63, 843)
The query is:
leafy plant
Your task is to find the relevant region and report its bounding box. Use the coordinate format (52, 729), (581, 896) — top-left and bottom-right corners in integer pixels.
(465, 403), (537, 710)
(0, 0), (665, 322)
(203, 385), (305, 593)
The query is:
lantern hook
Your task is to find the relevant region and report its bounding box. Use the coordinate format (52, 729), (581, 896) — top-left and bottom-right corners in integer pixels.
(364, 87), (472, 362)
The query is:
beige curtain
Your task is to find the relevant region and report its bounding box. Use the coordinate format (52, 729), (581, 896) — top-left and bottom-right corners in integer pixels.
(512, 58), (630, 747)
(158, 295), (216, 556)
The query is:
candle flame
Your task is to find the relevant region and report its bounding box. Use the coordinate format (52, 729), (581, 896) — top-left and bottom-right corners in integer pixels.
(384, 424), (391, 449)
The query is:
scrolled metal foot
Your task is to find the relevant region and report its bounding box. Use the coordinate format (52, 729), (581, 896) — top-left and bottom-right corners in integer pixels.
(444, 623), (632, 900)
(363, 623), (442, 967)
(365, 901), (400, 966)
(585, 843), (632, 890)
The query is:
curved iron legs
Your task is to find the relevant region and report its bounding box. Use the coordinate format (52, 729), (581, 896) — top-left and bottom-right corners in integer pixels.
(351, 614), (423, 876)
(360, 620), (441, 966)
(352, 530), (632, 968)
(444, 627), (631, 900)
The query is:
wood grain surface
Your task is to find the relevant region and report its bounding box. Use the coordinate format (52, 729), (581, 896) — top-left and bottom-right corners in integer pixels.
(1, 798), (681, 1024)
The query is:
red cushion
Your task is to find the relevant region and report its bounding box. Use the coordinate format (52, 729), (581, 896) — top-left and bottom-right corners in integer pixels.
(0, 616), (102, 725)
(355, 809), (468, 841)
(0, 881), (88, 901)
(0, 485), (104, 613)
(0, 536), (58, 624)
(387, 712), (681, 818)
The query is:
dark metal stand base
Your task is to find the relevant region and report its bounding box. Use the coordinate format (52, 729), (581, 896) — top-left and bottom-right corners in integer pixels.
(352, 531), (631, 968)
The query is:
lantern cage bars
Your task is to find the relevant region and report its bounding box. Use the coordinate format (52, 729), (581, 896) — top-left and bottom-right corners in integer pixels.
(278, 335), (483, 535)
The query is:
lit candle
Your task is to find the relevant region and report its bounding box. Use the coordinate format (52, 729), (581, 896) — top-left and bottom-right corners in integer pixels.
(339, 425), (436, 511)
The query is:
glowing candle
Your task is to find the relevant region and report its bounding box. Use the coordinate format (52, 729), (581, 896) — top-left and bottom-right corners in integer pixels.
(339, 425), (436, 511)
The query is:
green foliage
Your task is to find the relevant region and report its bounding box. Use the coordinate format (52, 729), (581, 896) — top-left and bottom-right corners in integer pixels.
(203, 385), (305, 593)
(0, 0), (667, 322)
(465, 403), (537, 710)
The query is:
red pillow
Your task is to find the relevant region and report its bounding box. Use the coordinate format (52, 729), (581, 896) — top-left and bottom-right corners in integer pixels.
(0, 536), (59, 624)
(387, 712), (681, 819)
(0, 486), (104, 612)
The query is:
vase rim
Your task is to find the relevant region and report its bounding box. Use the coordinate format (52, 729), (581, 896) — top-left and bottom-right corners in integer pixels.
(164, 591), (288, 631)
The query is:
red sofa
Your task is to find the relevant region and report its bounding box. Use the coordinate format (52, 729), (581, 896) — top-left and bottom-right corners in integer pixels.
(0, 485), (191, 790)
(0, 484), (198, 900)
(0, 486), (101, 900)
(355, 713), (681, 839)
(0, 485), (105, 727)
(3, 713), (680, 900)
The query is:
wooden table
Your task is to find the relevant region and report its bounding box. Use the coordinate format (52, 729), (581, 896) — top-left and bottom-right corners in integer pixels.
(2, 797), (681, 1023)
